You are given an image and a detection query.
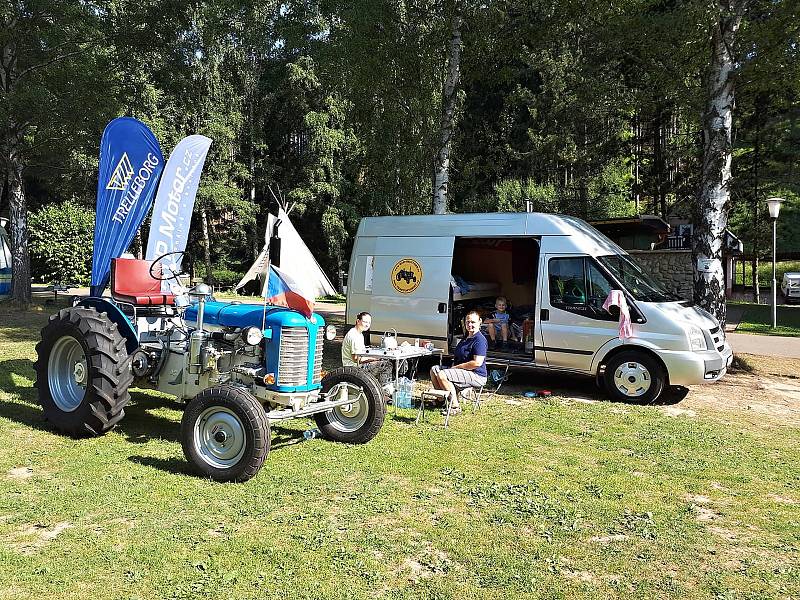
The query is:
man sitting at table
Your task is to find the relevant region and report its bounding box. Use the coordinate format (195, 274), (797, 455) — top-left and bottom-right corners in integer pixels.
(342, 311), (402, 397)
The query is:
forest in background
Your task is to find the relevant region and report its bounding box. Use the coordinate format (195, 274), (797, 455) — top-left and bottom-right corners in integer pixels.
(1, 0), (798, 294)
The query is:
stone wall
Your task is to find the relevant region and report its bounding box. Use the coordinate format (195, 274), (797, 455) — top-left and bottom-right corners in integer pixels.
(628, 249), (693, 300)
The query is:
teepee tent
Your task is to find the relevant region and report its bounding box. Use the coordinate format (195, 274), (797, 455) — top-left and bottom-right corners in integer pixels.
(236, 208), (336, 297)
(0, 218), (11, 297)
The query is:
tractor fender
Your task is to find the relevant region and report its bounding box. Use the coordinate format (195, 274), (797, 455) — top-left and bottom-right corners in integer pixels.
(76, 297), (138, 354)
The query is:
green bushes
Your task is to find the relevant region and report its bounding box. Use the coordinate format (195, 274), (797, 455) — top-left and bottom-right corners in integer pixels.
(194, 266), (245, 290)
(29, 201), (94, 285)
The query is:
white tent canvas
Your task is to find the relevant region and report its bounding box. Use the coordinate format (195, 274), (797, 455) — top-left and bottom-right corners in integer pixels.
(236, 208), (336, 297)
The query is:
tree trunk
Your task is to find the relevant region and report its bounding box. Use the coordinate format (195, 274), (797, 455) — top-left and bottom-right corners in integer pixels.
(653, 105), (664, 217)
(693, 1), (748, 326)
(336, 253), (344, 294)
(432, 9), (463, 215)
(6, 151), (31, 305)
(201, 207), (214, 286)
(752, 115), (760, 303)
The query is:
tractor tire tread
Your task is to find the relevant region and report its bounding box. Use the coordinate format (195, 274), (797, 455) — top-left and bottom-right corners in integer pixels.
(35, 306), (131, 437)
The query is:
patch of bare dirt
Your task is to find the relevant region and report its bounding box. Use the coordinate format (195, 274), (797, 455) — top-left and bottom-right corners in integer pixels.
(397, 542), (455, 582)
(680, 370), (800, 427)
(563, 570), (598, 584)
(8, 522), (72, 554)
(708, 526), (738, 541)
(684, 494), (712, 504)
(7, 467), (33, 480)
(767, 494), (796, 505)
(692, 506), (720, 522)
(661, 406), (697, 418)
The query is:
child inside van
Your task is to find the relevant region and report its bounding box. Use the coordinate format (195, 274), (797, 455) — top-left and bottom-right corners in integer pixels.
(484, 296), (510, 349)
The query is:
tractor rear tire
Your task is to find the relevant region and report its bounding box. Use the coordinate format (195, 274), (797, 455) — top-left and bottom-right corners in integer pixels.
(181, 386), (270, 483)
(34, 306), (133, 436)
(314, 366), (386, 444)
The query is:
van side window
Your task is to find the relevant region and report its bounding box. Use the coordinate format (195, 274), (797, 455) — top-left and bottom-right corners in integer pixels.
(549, 258), (585, 306)
(548, 257), (617, 321)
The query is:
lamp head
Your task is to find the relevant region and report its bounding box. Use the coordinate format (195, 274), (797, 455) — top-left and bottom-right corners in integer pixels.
(766, 197), (784, 219)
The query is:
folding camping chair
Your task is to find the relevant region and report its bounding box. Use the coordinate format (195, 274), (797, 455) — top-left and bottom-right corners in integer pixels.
(440, 363), (510, 427)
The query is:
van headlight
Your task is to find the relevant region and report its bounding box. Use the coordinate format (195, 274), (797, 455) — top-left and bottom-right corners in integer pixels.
(242, 326), (264, 346)
(325, 325), (337, 341)
(687, 326), (707, 352)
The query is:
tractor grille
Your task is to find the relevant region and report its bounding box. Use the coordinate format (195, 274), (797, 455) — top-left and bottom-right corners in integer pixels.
(312, 327), (324, 384)
(278, 327), (309, 386)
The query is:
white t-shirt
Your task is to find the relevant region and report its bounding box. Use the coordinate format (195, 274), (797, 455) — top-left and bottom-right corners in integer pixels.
(341, 327), (365, 367)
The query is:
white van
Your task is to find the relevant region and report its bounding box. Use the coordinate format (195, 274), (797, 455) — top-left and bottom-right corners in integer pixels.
(782, 272), (800, 304)
(345, 212), (733, 403)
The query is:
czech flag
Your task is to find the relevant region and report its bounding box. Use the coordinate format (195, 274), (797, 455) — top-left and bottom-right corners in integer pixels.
(263, 264), (315, 317)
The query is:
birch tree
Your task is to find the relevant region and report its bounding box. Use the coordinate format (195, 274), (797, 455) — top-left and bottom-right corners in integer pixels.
(432, 3), (463, 214)
(693, 0), (749, 325)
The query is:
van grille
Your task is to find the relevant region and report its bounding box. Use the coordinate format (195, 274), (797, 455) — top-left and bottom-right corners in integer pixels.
(278, 327), (309, 386)
(313, 327), (324, 384)
(709, 327), (724, 352)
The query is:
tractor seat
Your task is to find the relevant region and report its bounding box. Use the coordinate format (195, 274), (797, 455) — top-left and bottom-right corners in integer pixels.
(111, 258), (176, 306)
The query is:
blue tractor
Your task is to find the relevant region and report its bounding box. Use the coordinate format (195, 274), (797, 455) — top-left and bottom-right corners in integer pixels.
(34, 249), (385, 482)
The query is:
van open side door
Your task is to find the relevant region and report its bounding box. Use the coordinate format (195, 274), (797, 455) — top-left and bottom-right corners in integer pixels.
(354, 236), (454, 349)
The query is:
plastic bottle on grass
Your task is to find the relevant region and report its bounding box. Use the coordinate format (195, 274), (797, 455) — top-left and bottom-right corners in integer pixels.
(394, 377), (413, 409)
(303, 428), (320, 440)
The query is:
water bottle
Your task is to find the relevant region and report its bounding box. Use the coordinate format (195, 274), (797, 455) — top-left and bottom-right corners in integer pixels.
(394, 377), (413, 409)
(303, 428), (320, 440)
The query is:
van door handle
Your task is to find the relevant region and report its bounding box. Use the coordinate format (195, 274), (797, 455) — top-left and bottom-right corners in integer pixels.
(540, 309), (549, 321)
(437, 302), (447, 314)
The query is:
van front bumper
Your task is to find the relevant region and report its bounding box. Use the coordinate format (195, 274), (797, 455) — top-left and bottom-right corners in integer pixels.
(660, 342), (733, 386)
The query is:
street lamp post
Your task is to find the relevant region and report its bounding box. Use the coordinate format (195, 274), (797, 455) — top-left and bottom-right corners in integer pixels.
(767, 197), (784, 328)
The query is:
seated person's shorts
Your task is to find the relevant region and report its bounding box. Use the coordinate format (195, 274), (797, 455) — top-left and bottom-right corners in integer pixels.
(431, 364), (487, 388)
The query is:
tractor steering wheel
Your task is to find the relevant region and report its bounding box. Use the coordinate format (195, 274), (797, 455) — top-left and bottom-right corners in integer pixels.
(149, 251), (187, 282)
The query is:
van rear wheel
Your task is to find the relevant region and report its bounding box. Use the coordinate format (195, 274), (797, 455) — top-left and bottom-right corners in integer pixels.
(603, 351), (665, 404)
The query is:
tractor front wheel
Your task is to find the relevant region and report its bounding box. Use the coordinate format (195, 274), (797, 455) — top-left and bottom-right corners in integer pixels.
(34, 306), (132, 436)
(314, 366), (386, 444)
(181, 386), (270, 482)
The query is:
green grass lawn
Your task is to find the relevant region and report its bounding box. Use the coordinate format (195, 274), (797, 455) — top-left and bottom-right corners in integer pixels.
(0, 305), (799, 599)
(729, 301), (800, 336)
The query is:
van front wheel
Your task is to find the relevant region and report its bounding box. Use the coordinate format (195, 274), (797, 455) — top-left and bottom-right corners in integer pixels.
(603, 351), (665, 404)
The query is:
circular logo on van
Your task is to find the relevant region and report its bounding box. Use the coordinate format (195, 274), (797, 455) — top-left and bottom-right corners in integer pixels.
(391, 258), (422, 294)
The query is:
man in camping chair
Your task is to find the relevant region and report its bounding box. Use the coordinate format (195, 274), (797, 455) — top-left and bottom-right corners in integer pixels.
(429, 310), (488, 416)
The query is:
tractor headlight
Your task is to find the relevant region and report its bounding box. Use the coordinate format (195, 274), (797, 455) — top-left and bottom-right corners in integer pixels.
(687, 326), (707, 352)
(325, 324), (337, 341)
(242, 326), (264, 346)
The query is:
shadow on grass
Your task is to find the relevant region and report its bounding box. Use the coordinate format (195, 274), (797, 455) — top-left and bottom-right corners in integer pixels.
(270, 424), (305, 451)
(0, 358), (37, 401)
(127, 455), (194, 476)
(498, 370), (686, 406)
(126, 423), (305, 478)
(0, 394), (53, 433)
(115, 391), (183, 444)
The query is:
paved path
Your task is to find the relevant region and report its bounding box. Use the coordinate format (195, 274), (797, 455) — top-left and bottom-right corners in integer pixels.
(726, 332), (800, 358)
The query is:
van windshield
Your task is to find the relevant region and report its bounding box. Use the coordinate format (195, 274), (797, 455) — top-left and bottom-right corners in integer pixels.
(597, 254), (680, 302)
